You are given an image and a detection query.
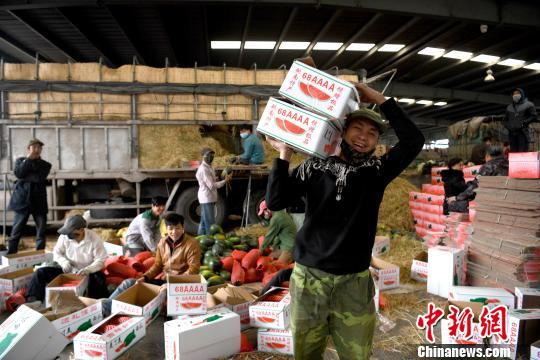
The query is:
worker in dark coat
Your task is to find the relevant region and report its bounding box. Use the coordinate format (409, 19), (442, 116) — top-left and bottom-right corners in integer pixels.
(441, 158), (474, 215)
(503, 88), (538, 152)
(8, 138), (52, 254)
(470, 136), (492, 165)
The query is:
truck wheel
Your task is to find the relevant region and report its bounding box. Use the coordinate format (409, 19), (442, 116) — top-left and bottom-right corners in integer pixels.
(174, 187), (225, 234)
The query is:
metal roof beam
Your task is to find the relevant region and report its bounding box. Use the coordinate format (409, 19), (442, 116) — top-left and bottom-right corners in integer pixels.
(370, 20), (456, 75)
(266, 6), (298, 69)
(7, 10), (75, 62)
(302, 9), (342, 57)
(348, 17), (420, 70)
(320, 12), (381, 69)
(237, 5), (253, 68)
(0, 32), (36, 62)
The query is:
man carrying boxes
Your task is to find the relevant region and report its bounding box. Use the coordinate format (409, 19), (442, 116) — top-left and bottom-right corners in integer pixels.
(25, 215), (108, 308)
(265, 82), (425, 359)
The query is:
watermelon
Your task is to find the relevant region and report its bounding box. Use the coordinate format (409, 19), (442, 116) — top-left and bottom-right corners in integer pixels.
(231, 250), (247, 261)
(209, 224), (223, 235)
(219, 271), (231, 281)
(207, 276), (225, 287)
(241, 249), (260, 269)
(220, 256), (234, 271)
(207, 259), (223, 273)
(231, 260), (245, 286)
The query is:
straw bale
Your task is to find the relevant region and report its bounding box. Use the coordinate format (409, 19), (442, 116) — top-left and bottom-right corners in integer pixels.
(40, 91), (68, 120)
(38, 63), (69, 81)
(102, 64), (134, 82)
(378, 177), (417, 231)
(337, 74), (358, 82)
(379, 232), (425, 284)
(225, 94), (253, 121)
(224, 68), (255, 85)
(137, 94), (166, 120)
(255, 69), (287, 85)
(196, 68), (225, 84)
(138, 125), (228, 168)
(258, 100), (268, 118)
(102, 94), (130, 120)
(8, 92), (37, 119)
(135, 65), (166, 83)
(4, 63), (36, 80)
(93, 227), (120, 241)
(168, 94), (196, 120)
(70, 63), (101, 82)
(197, 94), (227, 121)
(167, 67), (196, 83)
(71, 92), (100, 120)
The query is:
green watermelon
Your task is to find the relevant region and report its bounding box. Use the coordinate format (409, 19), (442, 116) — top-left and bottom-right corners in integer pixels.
(200, 235), (215, 247)
(207, 275), (225, 287)
(201, 270), (216, 280)
(233, 244), (249, 251)
(212, 242), (226, 256)
(210, 224), (223, 235)
(219, 271), (231, 281)
(207, 259), (223, 273)
(214, 233), (226, 242)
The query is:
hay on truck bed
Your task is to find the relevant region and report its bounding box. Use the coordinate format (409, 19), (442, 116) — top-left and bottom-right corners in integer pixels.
(378, 177), (417, 232)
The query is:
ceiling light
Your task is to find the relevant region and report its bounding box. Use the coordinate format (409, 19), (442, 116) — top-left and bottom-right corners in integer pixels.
(470, 54), (500, 64)
(418, 47), (446, 57)
(497, 58), (525, 67)
(279, 41), (309, 50)
(211, 41), (241, 49)
(346, 43), (375, 51)
(378, 44), (405, 52)
(484, 68), (495, 82)
(524, 62), (540, 71)
(416, 100), (433, 105)
(244, 41), (276, 49)
(398, 98), (415, 104)
(443, 50), (473, 60)
(433, 101), (447, 106)
(313, 42), (343, 50)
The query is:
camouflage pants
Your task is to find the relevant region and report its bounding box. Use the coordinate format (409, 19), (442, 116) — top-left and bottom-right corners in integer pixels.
(290, 263), (376, 360)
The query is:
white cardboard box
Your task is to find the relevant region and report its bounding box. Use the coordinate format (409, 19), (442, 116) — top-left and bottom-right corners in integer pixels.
(410, 251), (428, 282)
(372, 236), (390, 257)
(448, 286), (515, 309)
(112, 282), (165, 326)
(515, 287), (540, 309)
(0, 268), (34, 309)
(1, 250), (52, 270)
(370, 257), (400, 290)
(0, 304), (69, 359)
(41, 297), (103, 342)
(258, 328), (294, 355)
(103, 239), (125, 256)
(440, 300), (485, 345)
(257, 97), (342, 159)
(164, 307), (240, 360)
(73, 313), (145, 360)
(45, 273), (89, 308)
(427, 246), (465, 298)
(374, 281), (380, 313)
(167, 274), (208, 316)
(279, 60), (359, 120)
(249, 287), (291, 330)
(531, 339), (540, 360)
(492, 308), (540, 360)
(211, 284), (258, 330)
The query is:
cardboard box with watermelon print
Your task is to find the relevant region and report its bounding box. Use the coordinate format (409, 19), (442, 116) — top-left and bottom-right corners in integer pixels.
(279, 60), (359, 121)
(0, 268), (34, 310)
(410, 251), (428, 282)
(73, 313), (145, 360)
(257, 97), (342, 159)
(1, 250), (53, 271)
(258, 328), (294, 355)
(492, 308), (540, 360)
(532, 339), (540, 360)
(440, 300), (485, 345)
(0, 304), (69, 359)
(40, 296), (103, 343)
(427, 246), (465, 298)
(103, 238), (125, 256)
(167, 274), (207, 316)
(111, 282), (165, 326)
(211, 284), (258, 330)
(372, 236), (390, 257)
(448, 286), (515, 309)
(249, 287), (291, 330)
(509, 152), (540, 179)
(164, 307), (240, 360)
(369, 257), (400, 290)
(45, 273), (89, 308)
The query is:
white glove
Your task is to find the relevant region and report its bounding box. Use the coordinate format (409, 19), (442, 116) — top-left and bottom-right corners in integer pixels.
(61, 263), (73, 273)
(77, 268), (92, 276)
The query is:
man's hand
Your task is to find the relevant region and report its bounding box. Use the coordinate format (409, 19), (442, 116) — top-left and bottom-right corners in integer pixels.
(136, 276), (145, 283)
(159, 284), (167, 293)
(447, 196), (456, 203)
(77, 268), (92, 276)
(265, 136), (294, 162)
(353, 83), (387, 106)
(61, 263), (73, 273)
(26, 147), (40, 160)
(225, 173), (233, 182)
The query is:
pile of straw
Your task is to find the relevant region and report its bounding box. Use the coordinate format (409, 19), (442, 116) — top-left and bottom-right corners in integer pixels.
(378, 177), (418, 231)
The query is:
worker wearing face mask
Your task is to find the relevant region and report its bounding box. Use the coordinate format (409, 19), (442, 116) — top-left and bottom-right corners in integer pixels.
(196, 148), (232, 235)
(24, 215), (108, 309)
(502, 88), (538, 152)
(229, 125), (265, 165)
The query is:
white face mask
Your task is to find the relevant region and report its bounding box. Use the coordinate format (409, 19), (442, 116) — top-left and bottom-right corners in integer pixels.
(240, 133), (249, 139)
(513, 94), (521, 103)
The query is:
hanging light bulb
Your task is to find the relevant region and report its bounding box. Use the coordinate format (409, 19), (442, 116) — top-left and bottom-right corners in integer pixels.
(484, 68), (495, 82)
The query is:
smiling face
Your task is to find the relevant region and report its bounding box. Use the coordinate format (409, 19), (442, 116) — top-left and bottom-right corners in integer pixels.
(342, 118), (380, 154)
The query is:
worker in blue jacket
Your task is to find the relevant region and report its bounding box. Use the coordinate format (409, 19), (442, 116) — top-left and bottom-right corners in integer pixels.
(230, 125), (265, 165)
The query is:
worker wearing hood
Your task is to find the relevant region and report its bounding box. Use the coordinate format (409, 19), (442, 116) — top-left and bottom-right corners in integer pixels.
(503, 88), (538, 152)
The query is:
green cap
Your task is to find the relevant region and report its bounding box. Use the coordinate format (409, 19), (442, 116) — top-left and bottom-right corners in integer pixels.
(345, 107), (388, 134)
